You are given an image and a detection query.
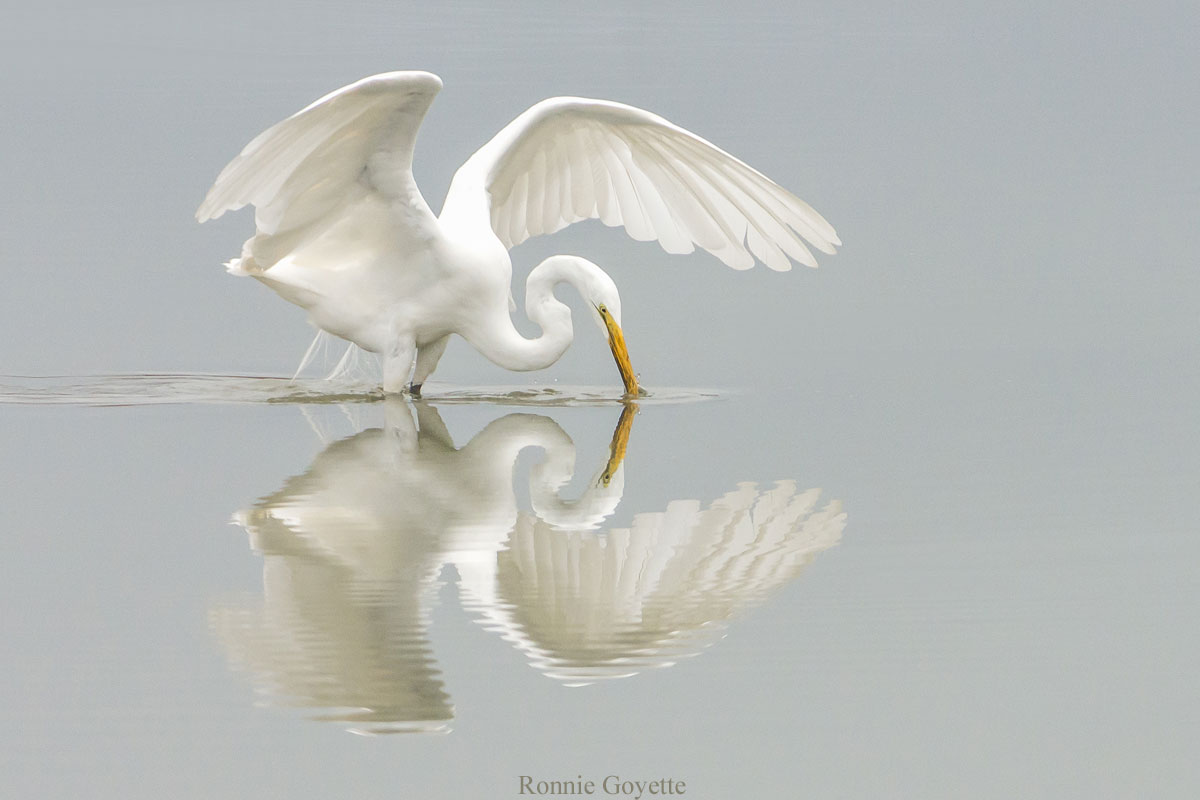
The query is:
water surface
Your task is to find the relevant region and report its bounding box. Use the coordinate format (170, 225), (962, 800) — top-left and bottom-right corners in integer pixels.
(2, 355), (1196, 799)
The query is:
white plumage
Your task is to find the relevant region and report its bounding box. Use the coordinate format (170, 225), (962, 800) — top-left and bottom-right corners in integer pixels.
(198, 71), (839, 393)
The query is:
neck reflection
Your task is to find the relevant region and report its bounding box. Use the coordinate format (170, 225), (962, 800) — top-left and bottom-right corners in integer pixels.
(211, 400), (845, 734)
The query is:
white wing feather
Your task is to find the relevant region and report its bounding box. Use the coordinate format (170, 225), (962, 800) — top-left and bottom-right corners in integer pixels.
(447, 97), (840, 271)
(196, 71), (443, 257)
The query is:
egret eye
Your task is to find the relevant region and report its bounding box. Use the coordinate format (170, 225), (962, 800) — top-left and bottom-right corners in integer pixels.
(598, 304), (608, 315)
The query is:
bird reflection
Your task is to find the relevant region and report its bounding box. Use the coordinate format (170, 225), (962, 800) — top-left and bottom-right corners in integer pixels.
(211, 401), (845, 734)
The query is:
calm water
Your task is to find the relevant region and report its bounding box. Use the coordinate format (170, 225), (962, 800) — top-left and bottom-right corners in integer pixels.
(3, 1), (1198, 798)
(3, 356), (1196, 798)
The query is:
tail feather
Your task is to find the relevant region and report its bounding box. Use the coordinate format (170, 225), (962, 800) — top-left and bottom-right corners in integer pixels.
(224, 257), (251, 276)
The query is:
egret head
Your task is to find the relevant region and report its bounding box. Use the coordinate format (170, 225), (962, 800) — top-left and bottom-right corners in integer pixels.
(590, 300), (637, 398)
(579, 268), (638, 398)
(528, 255), (640, 396)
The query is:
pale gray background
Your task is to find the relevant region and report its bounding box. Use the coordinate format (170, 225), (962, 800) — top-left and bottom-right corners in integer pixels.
(1, 2), (1198, 799)
(3, 0), (1195, 384)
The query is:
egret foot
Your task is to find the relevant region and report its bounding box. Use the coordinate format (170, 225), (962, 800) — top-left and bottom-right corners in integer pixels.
(409, 383), (423, 398)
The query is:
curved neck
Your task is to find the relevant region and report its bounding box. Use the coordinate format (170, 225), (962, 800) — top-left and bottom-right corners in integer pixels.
(466, 256), (610, 373)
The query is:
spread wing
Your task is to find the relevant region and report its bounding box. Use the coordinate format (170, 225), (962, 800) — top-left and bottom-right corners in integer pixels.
(446, 97), (840, 271)
(196, 71), (443, 247)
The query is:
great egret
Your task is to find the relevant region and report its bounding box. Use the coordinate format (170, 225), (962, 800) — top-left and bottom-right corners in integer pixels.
(197, 72), (839, 396)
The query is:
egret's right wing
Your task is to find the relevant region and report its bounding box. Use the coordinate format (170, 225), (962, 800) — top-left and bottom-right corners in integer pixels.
(445, 97), (840, 271)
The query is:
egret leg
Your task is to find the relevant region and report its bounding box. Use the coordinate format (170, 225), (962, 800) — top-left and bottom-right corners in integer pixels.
(382, 337), (416, 395)
(410, 335), (450, 397)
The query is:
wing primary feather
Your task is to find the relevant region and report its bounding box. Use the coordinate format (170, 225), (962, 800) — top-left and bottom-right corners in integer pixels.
(509, 169), (530, 248)
(524, 146), (548, 240)
(649, 136), (761, 250)
(540, 139), (565, 235)
(566, 124), (597, 220)
(745, 224), (791, 272)
(550, 137), (573, 234)
(596, 131), (653, 240)
(673, 135), (839, 254)
(664, 125), (840, 248)
(629, 138), (725, 251)
(582, 124), (622, 227)
(624, 138), (693, 255)
(637, 139), (746, 257)
(654, 140), (754, 268)
(665, 135), (818, 268)
(610, 133), (659, 242)
(627, 127), (734, 252)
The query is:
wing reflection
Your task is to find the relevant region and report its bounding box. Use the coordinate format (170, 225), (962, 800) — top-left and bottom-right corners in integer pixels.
(467, 482), (844, 686)
(211, 400), (844, 733)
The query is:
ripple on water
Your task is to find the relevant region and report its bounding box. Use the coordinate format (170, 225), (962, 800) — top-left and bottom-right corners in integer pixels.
(0, 374), (721, 407)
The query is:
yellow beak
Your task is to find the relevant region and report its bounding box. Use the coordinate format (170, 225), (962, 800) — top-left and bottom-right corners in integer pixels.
(601, 312), (640, 397)
(600, 402), (637, 486)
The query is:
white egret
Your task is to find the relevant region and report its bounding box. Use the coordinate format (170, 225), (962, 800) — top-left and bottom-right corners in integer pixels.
(197, 72), (839, 396)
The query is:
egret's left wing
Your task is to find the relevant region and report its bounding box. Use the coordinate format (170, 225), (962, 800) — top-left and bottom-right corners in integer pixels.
(444, 97), (839, 271)
(196, 72), (443, 258)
